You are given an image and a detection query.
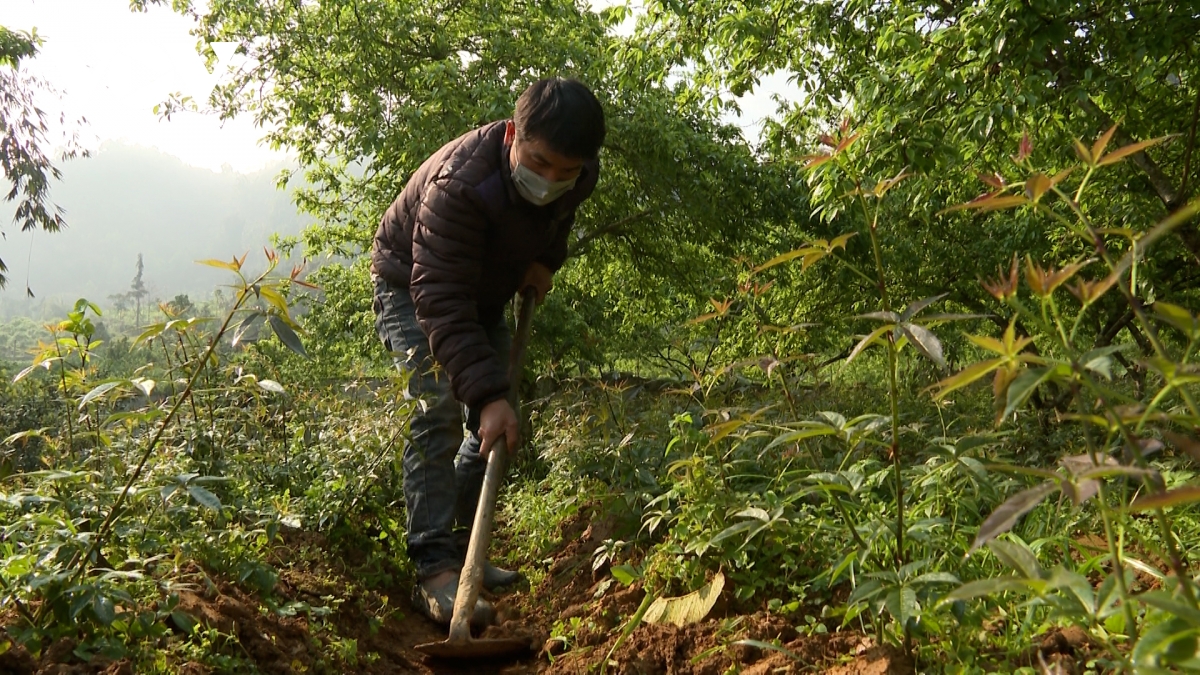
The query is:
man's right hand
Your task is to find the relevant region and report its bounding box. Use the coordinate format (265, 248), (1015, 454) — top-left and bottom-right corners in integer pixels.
(478, 398), (519, 456)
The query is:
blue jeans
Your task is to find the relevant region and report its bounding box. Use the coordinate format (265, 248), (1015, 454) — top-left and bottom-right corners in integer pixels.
(372, 275), (511, 580)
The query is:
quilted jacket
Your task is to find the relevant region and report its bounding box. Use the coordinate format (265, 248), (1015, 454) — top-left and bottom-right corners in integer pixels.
(370, 120), (599, 408)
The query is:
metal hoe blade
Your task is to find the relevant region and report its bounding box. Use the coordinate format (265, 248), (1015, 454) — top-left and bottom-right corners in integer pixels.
(414, 288), (538, 661)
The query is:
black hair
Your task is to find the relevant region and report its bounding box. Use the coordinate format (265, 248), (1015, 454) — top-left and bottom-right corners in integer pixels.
(513, 78), (606, 160)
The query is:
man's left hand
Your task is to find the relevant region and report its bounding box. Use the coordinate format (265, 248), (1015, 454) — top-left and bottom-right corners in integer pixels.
(521, 262), (553, 304)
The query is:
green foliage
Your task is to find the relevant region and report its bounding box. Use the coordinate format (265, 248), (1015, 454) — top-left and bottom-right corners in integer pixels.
(0, 25), (86, 288)
(0, 254), (418, 669)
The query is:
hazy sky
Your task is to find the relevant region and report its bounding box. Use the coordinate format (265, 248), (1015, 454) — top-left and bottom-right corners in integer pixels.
(2, 1), (796, 175)
(1, 0), (291, 173)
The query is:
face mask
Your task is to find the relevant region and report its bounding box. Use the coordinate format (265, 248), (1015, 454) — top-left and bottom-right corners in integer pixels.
(512, 161), (577, 206)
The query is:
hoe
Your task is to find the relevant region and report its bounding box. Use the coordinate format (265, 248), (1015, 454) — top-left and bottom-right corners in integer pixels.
(415, 288), (538, 660)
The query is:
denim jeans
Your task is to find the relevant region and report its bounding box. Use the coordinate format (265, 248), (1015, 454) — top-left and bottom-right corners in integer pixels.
(371, 275), (511, 580)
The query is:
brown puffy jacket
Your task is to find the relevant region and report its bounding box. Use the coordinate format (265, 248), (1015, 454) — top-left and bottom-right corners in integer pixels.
(370, 120), (599, 409)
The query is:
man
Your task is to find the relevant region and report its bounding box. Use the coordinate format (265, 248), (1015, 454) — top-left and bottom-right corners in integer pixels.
(370, 78), (605, 626)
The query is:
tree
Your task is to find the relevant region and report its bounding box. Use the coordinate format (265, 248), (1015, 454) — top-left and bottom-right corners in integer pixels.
(138, 0), (809, 370)
(0, 26), (85, 292)
(129, 254), (148, 327)
(166, 293), (193, 317)
(629, 0), (1200, 350)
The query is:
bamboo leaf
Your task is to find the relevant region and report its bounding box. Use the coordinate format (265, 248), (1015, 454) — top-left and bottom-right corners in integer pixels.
(971, 482), (1058, 552)
(1092, 124), (1119, 160)
(1024, 172), (1053, 202)
(900, 323), (946, 369)
(256, 379), (285, 395)
(931, 358), (1003, 400)
(1001, 366), (1059, 420)
(1096, 135), (1177, 166)
(899, 294), (947, 323)
(79, 381), (123, 409)
(939, 195), (1029, 215)
(231, 312), (264, 347)
(132, 378), (156, 398)
(847, 325), (892, 364)
(987, 539), (1046, 580)
(753, 246), (822, 273)
(187, 485), (223, 511)
(257, 285), (289, 316)
(857, 311), (899, 323)
(941, 576), (1033, 603)
(643, 572), (725, 627)
(268, 315), (308, 358)
(196, 258), (241, 271)
(1129, 486), (1200, 512)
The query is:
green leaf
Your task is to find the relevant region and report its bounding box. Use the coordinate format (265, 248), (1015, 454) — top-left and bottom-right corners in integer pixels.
(931, 358), (1003, 400)
(231, 312), (264, 348)
(884, 585), (918, 628)
(1154, 302), (1200, 339)
(1048, 567), (1095, 614)
(912, 572), (960, 586)
(610, 565), (639, 586)
(1141, 592), (1200, 628)
(268, 315), (308, 358)
(987, 539), (1046, 580)
(1133, 617), (1199, 668)
(1001, 366), (1060, 420)
(78, 381), (123, 409)
(170, 610), (197, 635)
(92, 594), (115, 626)
(941, 576), (1034, 603)
(708, 519), (767, 547)
(187, 485), (223, 511)
(847, 325), (892, 364)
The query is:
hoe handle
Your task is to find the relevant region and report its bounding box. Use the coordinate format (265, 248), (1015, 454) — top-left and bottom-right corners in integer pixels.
(448, 287), (537, 643)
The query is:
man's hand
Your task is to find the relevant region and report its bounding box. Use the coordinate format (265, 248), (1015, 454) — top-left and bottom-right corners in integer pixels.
(478, 398), (519, 457)
(521, 262), (553, 304)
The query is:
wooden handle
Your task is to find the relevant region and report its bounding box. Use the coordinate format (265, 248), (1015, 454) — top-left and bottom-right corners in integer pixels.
(447, 288), (537, 642)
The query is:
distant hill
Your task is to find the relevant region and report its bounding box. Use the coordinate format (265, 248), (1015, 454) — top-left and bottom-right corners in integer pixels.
(0, 142), (308, 317)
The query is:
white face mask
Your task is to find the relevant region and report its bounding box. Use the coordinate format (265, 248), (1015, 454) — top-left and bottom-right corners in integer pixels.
(512, 161), (577, 206)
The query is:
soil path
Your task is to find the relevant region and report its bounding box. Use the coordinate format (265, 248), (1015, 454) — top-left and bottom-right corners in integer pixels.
(1, 518), (912, 674)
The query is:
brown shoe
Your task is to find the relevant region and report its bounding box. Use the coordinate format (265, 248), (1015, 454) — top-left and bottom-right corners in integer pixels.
(411, 572), (495, 627)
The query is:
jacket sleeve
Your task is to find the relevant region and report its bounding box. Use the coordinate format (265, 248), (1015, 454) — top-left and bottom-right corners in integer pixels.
(535, 213), (574, 273)
(409, 178), (509, 409)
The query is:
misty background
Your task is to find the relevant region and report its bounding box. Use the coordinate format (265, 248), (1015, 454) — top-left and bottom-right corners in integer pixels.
(0, 141), (309, 320)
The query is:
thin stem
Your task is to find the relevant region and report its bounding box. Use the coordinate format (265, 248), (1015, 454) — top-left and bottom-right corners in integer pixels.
(53, 336), (74, 459)
(37, 271), (264, 625)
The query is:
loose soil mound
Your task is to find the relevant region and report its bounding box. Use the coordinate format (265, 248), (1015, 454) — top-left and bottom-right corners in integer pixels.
(2, 519), (917, 674)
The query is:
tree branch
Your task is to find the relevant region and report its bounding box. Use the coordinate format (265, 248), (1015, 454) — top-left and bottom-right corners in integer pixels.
(1181, 83), (1200, 200)
(1077, 96), (1200, 263)
(568, 209), (652, 258)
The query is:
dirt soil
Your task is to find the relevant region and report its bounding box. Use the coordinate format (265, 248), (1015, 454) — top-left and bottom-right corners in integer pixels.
(0, 515), (944, 675)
